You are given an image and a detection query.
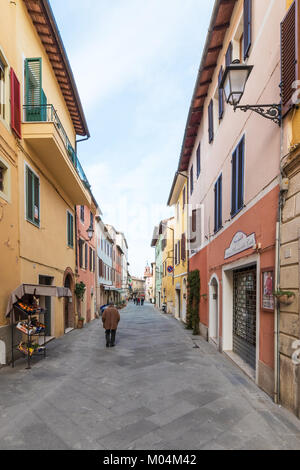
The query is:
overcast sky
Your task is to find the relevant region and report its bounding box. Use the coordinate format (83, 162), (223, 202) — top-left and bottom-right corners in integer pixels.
(50, 0), (214, 277)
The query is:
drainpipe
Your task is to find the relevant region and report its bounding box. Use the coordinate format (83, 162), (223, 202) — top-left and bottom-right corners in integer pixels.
(75, 135), (90, 155)
(274, 115), (284, 404)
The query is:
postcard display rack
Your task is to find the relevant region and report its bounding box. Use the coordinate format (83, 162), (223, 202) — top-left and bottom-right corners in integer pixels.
(11, 299), (47, 369)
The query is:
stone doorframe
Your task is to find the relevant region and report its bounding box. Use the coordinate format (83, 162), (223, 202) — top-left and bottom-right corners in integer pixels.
(209, 274), (220, 350)
(63, 267), (75, 329)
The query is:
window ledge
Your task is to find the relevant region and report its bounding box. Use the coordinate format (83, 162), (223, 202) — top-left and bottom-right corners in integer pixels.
(26, 218), (40, 229)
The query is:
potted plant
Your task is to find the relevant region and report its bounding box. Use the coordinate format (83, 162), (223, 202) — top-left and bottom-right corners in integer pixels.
(77, 316), (85, 329)
(75, 282), (86, 301)
(273, 290), (296, 306)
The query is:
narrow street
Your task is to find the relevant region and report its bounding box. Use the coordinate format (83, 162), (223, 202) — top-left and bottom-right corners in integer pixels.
(0, 303), (300, 450)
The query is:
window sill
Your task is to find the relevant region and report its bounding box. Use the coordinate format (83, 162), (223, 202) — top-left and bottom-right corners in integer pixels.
(231, 206), (245, 220)
(26, 218), (40, 229)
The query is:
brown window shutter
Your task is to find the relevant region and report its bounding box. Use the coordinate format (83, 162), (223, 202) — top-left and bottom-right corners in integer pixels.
(281, 0), (298, 116)
(181, 233), (186, 261)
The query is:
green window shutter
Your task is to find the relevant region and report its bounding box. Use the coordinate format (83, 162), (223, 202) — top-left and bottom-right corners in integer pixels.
(33, 174), (40, 225)
(26, 166), (33, 222)
(26, 166), (40, 226)
(67, 212), (74, 248)
(25, 58), (42, 121)
(41, 89), (47, 122)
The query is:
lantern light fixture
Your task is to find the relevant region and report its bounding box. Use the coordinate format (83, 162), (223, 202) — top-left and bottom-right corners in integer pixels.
(220, 60), (281, 126)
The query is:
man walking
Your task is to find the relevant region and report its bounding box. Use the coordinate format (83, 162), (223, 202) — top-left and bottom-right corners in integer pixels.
(102, 302), (120, 348)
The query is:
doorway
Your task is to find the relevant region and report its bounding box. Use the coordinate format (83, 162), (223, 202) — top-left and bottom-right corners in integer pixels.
(176, 288), (181, 319)
(64, 274), (72, 330)
(233, 266), (257, 370)
(39, 275), (54, 337)
(209, 276), (219, 346)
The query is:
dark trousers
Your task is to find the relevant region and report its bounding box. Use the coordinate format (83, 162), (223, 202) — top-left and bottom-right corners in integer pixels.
(105, 329), (116, 346)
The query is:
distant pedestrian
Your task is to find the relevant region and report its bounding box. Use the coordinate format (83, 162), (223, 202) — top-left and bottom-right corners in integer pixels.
(102, 302), (120, 348)
(137, 297), (140, 306)
(141, 297), (144, 306)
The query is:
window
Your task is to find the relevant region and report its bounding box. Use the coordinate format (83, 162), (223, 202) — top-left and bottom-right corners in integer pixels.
(218, 67), (224, 120)
(0, 57), (5, 119)
(25, 165), (40, 226)
(181, 233), (186, 262)
(214, 175), (222, 233)
(79, 240), (84, 268)
(196, 144), (201, 178)
(190, 165), (194, 195)
(0, 165), (3, 192)
(225, 42), (233, 66)
(10, 68), (21, 138)
(25, 58), (46, 122)
(90, 211), (94, 229)
(80, 205), (84, 222)
(192, 209), (197, 233)
(281, 1), (298, 115)
(67, 211), (74, 248)
(231, 137), (245, 217)
(244, 0), (252, 59)
(0, 157), (9, 201)
(208, 100), (214, 143)
(177, 241), (181, 265)
(89, 247), (93, 271)
(183, 187), (186, 210)
(85, 243), (88, 270)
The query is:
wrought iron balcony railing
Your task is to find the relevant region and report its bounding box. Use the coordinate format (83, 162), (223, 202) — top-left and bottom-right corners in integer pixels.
(23, 104), (91, 190)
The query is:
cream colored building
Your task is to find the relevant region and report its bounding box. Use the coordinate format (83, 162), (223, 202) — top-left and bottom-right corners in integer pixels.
(0, 0), (91, 363)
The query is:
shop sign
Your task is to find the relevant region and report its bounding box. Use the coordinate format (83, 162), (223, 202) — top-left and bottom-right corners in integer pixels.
(225, 231), (256, 260)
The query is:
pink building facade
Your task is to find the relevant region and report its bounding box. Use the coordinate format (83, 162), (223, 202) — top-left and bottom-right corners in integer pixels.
(174, 0), (286, 399)
(76, 204), (96, 322)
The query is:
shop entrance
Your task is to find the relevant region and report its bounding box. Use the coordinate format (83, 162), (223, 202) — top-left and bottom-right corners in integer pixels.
(233, 266), (257, 370)
(64, 274), (73, 330)
(176, 289), (181, 319)
(209, 277), (219, 346)
(39, 275), (54, 337)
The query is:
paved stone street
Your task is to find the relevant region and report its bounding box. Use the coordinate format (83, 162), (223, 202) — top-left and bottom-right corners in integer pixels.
(1, 303), (300, 450)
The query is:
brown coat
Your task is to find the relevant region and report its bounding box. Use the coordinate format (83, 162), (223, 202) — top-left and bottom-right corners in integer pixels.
(102, 307), (120, 330)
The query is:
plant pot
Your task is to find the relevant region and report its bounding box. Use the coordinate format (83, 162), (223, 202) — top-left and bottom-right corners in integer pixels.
(276, 294), (295, 306)
(77, 319), (84, 329)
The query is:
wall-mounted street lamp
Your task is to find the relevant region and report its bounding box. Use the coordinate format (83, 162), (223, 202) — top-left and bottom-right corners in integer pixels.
(86, 225), (94, 240)
(220, 60), (282, 126)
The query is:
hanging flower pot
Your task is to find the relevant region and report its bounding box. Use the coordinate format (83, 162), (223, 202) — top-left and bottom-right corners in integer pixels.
(273, 291), (295, 306)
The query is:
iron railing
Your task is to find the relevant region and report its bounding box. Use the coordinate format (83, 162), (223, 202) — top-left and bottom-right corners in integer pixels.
(23, 104), (90, 190)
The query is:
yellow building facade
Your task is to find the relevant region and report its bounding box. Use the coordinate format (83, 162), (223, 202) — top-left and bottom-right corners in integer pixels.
(168, 174), (188, 323)
(0, 0), (91, 363)
(161, 218), (175, 314)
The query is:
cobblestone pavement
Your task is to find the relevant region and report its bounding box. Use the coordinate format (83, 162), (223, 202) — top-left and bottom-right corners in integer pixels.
(1, 303), (300, 450)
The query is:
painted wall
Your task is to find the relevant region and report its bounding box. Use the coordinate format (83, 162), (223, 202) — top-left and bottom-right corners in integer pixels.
(161, 219), (175, 313)
(76, 205), (96, 323)
(183, 0), (285, 398)
(0, 0), (90, 354)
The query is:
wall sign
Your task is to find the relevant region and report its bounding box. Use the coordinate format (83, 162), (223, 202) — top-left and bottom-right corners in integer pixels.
(225, 231), (256, 260)
(261, 268), (275, 312)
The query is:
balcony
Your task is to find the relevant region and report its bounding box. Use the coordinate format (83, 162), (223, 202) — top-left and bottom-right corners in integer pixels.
(22, 104), (91, 205)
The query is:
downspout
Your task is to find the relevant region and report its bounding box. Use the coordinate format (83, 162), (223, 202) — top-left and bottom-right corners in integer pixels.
(274, 115), (284, 404)
(75, 135), (90, 155)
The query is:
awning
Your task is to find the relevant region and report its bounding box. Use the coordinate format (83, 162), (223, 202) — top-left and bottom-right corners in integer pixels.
(6, 284), (72, 318)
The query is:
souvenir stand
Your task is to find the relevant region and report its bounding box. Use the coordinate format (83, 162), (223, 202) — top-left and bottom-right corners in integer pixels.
(6, 284), (73, 369)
